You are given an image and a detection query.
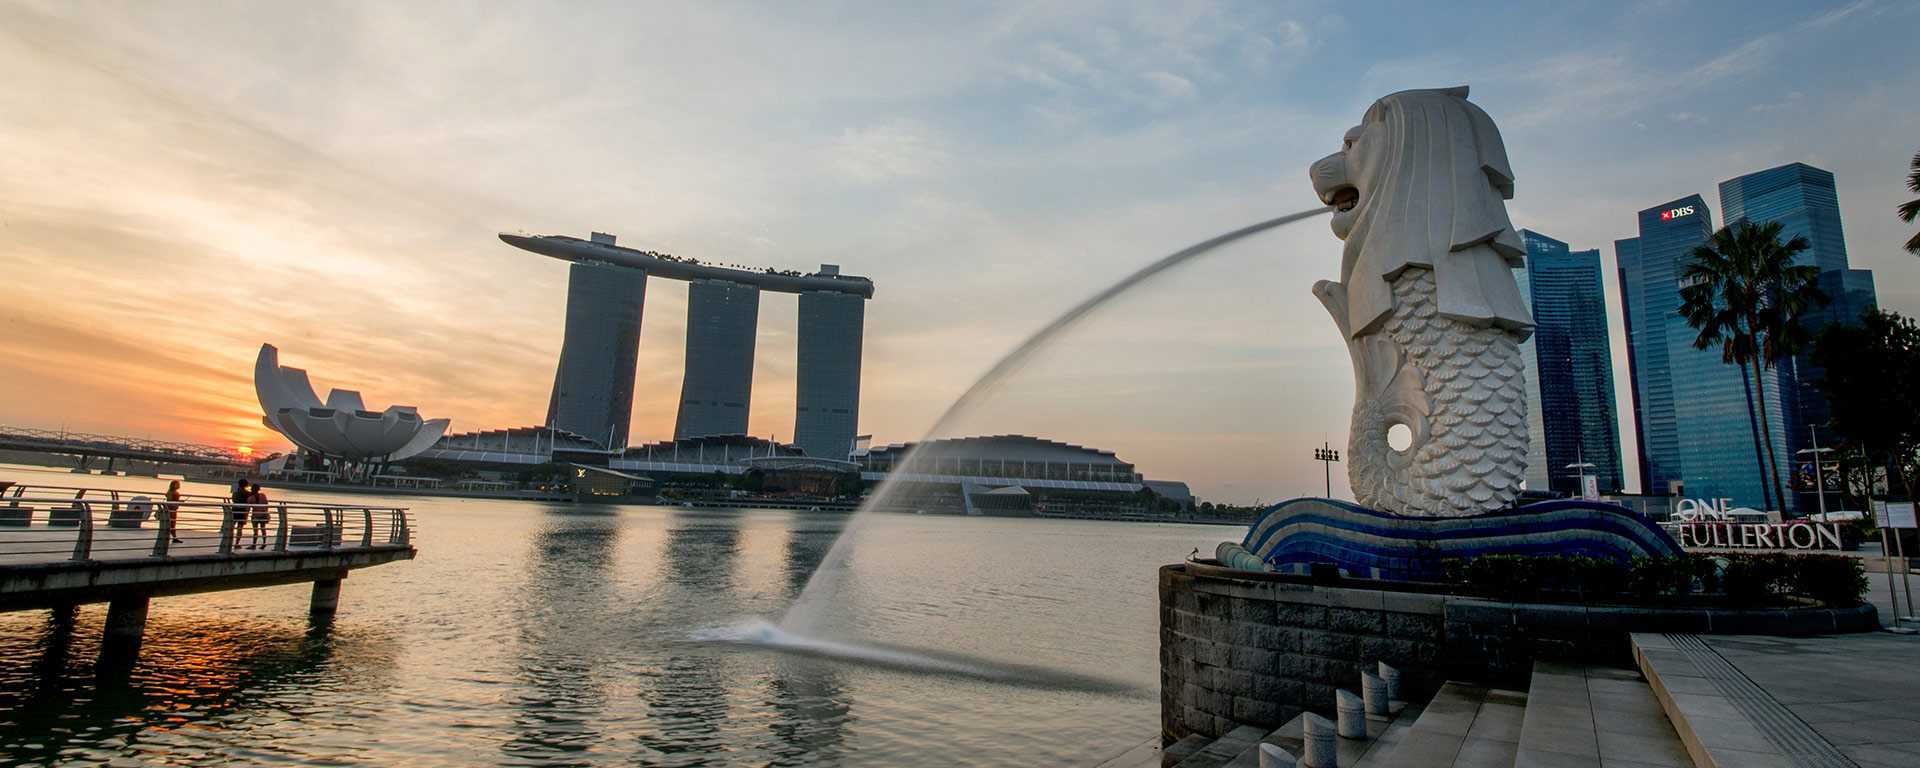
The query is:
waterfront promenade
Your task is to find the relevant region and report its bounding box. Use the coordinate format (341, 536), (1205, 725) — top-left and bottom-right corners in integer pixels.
(0, 481), (414, 661)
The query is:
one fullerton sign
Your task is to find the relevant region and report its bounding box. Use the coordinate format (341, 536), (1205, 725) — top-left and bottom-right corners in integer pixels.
(1670, 498), (1844, 551)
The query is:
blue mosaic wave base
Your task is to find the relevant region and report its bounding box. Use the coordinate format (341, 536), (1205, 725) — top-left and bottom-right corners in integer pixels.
(1235, 498), (1683, 582)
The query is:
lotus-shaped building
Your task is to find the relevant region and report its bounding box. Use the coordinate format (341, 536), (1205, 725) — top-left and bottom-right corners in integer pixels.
(254, 344), (449, 462)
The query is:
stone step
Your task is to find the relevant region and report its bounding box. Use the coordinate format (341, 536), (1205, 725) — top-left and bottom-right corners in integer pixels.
(1360, 681), (1527, 768)
(1236, 701), (1425, 768)
(1516, 659), (1691, 768)
(1174, 724), (1271, 768)
(1164, 734), (1214, 767)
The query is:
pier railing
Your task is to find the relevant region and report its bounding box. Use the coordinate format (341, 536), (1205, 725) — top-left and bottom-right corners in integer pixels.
(0, 483), (411, 564)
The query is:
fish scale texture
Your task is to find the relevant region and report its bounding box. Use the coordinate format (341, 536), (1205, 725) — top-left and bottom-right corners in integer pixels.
(1352, 267), (1528, 516)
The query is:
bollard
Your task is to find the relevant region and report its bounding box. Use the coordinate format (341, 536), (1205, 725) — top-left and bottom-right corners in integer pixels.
(1361, 670), (1390, 717)
(1301, 712), (1338, 768)
(1378, 662), (1403, 701)
(1258, 742), (1298, 768)
(1335, 689), (1367, 739)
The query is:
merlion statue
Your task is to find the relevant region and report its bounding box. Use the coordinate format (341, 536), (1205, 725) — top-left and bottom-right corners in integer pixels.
(1307, 86), (1533, 517)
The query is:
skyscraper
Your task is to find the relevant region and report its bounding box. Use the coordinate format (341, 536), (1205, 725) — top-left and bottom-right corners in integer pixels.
(1717, 163), (1878, 468)
(546, 259), (647, 449)
(1615, 237), (1654, 491)
(1514, 259), (1551, 492)
(676, 279), (761, 440)
(794, 289), (865, 460)
(1619, 195), (1789, 508)
(1519, 231), (1624, 494)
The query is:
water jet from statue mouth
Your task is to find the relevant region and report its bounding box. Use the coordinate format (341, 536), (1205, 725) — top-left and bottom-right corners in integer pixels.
(693, 618), (1146, 695)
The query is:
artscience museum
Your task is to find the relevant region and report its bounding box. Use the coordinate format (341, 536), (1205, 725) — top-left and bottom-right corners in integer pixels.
(254, 343), (449, 465)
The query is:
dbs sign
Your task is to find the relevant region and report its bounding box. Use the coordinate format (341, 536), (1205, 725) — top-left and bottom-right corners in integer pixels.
(1659, 205), (1696, 221)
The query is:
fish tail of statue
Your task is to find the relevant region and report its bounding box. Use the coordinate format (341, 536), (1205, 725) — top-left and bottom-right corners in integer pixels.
(1321, 269), (1528, 516)
(1308, 86), (1533, 516)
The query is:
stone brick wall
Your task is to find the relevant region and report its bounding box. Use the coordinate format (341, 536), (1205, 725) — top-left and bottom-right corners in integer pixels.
(1159, 564), (1445, 743)
(1160, 562), (1880, 745)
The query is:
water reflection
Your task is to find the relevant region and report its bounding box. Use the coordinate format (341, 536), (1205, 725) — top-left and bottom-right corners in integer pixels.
(764, 658), (851, 767)
(630, 509), (742, 766)
(502, 507), (621, 765)
(0, 608), (395, 764)
(783, 519), (837, 599)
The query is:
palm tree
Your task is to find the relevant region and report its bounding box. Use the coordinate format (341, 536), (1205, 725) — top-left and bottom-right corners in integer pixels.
(1903, 150), (1920, 255)
(1678, 219), (1828, 513)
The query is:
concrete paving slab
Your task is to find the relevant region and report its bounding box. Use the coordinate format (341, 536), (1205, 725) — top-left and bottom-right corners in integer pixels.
(1633, 631), (1912, 768)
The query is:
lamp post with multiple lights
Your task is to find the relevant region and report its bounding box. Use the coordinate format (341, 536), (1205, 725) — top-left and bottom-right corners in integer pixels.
(1314, 442), (1341, 499)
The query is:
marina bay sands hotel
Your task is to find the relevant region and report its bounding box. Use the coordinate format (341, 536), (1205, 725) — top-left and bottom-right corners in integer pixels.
(500, 232), (872, 460)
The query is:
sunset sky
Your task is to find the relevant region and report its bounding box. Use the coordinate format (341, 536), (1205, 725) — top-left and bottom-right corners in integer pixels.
(2, 1), (1916, 502)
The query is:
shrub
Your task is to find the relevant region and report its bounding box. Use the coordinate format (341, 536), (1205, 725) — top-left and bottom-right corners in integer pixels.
(1719, 553), (1794, 607)
(1784, 554), (1869, 607)
(1443, 551), (1867, 608)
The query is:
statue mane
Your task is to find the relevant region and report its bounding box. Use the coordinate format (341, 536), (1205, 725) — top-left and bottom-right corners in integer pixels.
(1339, 86), (1528, 338)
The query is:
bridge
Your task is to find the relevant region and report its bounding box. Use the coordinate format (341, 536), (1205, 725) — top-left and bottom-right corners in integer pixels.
(0, 482), (414, 667)
(0, 425), (254, 472)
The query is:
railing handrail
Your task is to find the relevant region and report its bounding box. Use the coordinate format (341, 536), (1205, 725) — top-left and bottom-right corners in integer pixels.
(0, 481), (412, 563)
(3, 485), (406, 514)
(3, 494), (405, 514)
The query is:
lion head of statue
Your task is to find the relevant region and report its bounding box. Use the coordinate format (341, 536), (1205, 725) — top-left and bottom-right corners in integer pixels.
(1307, 86), (1526, 336)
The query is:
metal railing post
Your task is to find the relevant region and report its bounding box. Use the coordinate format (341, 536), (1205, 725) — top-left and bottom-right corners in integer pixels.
(322, 507), (334, 550)
(217, 505), (235, 555)
(275, 502), (289, 551)
(71, 503), (93, 561)
(361, 508), (373, 548)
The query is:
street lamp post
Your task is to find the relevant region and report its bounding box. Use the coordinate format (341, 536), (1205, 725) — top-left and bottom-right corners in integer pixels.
(1796, 425), (1835, 519)
(1314, 442), (1341, 499)
(1565, 462), (1597, 500)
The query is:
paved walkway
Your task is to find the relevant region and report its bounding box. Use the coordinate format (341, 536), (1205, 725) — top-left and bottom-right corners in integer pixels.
(1636, 632), (1920, 768)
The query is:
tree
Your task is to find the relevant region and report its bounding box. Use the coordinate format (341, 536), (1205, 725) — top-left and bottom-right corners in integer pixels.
(1678, 219), (1828, 512)
(1812, 309), (1920, 502)
(1901, 150), (1920, 255)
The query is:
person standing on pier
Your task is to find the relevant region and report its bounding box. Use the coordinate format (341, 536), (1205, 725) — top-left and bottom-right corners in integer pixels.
(163, 480), (183, 544)
(230, 479), (252, 549)
(248, 483), (271, 549)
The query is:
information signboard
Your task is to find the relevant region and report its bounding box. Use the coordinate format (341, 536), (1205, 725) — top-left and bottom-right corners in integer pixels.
(1874, 501), (1917, 529)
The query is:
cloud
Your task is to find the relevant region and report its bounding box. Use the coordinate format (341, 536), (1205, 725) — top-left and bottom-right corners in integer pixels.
(1142, 71), (1198, 101)
(1748, 91), (1805, 113)
(828, 120), (950, 183)
(1807, 0), (1874, 28)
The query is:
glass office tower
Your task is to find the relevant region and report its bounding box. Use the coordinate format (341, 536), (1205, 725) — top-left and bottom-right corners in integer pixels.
(1615, 237), (1656, 492)
(1620, 195), (1789, 509)
(1514, 260), (1550, 492)
(1718, 163), (1878, 474)
(1520, 231), (1624, 494)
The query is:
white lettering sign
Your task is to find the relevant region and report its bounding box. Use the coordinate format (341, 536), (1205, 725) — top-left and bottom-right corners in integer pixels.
(1675, 497), (1738, 521)
(1675, 522), (1843, 550)
(1660, 205), (1696, 221)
